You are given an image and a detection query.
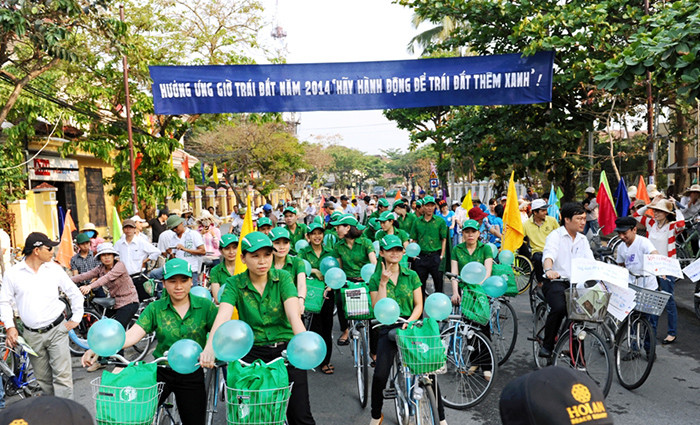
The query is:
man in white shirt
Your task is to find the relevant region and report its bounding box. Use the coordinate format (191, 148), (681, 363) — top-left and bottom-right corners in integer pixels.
(304, 201), (317, 225)
(615, 216), (659, 289)
(0, 233), (83, 398)
(168, 215), (205, 285)
(340, 195), (356, 217)
(115, 219), (161, 300)
(540, 203), (594, 357)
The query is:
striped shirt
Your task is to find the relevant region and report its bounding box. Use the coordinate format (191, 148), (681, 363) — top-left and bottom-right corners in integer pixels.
(633, 206), (685, 258)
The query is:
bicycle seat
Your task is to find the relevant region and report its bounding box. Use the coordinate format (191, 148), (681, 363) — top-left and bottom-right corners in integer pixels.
(93, 297), (116, 309)
(387, 328), (398, 342)
(594, 246), (613, 255)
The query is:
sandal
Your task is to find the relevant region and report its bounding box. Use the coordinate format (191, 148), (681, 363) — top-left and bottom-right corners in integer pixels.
(337, 336), (350, 346)
(662, 336), (677, 345)
(321, 364), (335, 375)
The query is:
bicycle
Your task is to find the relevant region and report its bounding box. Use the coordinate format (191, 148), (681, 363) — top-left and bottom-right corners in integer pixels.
(204, 361), (227, 425)
(512, 254), (534, 295)
(675, 214), (700, 267)
(529, 279), (614, 397)
(349, 318), (370, 408)
(614, 281), (670, 390)
(0, 327), (41, 399)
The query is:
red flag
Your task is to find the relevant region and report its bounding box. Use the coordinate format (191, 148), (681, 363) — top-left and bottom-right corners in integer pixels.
(597, 171), (617, 236)
(183, 156), (190, 179)
(134, 152), (143, 175)
(56, 210), (77, 268)
(319, 195), (326, 217)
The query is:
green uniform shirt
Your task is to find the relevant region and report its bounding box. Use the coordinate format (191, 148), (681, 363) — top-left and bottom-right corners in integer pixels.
(209, 261), (235, 285)
(368, 264), (422, 317)
(375, 228), (410, 245)
(284, 223), (308, 255)
(297, 245), (334, 271)
(221, 268), (298, 346)
(451, 242), (494, 287)
(410, 215), (447, 253)
(136, 294), (218, 359)
(276, 255), (305, 286)
(396, 213), (417, 234)
(331, 237), (374, 279)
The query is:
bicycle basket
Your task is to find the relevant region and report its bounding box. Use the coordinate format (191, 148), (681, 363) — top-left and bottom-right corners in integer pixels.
(629, 284), (670, 316)
(396, 320), (447, 375)
(565, 286), (611, 322)
(460, 285), (490, 326)
(304, 278), (326, 314)
(143, 278), (156, 297)
(92, 378), (163, 425)
(342, 282), (373, 320)
(226, 384), (293, 425)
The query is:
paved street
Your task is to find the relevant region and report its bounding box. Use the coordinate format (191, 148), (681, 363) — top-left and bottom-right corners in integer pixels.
(5, 280), (700, 424)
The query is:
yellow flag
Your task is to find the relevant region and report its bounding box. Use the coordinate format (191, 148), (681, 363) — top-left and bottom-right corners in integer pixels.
(112, 206), (122, 241)
(213, 163), (219, 185)
(234, 194), (254, 275)
(461, 189), (473, 211)
(502, 171), (524, 252)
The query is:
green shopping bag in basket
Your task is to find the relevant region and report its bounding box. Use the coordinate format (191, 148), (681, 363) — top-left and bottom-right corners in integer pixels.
(492, 263), (518, 297)
(95, 363), (159, 425)
(341, 281), (373, 320)
(227, 358), (291, 424)
(396, 318), (446, 375)
(461, 284), (490, 325)
(304, 278), (326, 314)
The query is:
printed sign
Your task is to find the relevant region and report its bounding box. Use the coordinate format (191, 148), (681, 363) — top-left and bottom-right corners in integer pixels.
(570, 259), (629, 288)
(429, 178), (439, 188)
(682, 257), (700, 282)
(643, 254), (682, 278)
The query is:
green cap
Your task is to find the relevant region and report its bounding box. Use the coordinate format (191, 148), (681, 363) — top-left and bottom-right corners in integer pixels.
(220, 233), (239, 248)
(257, 217), (273, 228)
(392, 199), (406, 210)
(270, 227), (291, 241)
(163, 258), (192, 279)
(166, 214), (185, 230)
(313, 215), (324, 225)
(330, 211), (343, 221)
(307, 222), (324, 233)
(462, 219), (480, 231)
(368, 217), (381, 231)
(331, 213), (358, 226)
(76, 233), (91, 244)
(416, 199), (424, 207)
(379, 234), (403, 251)
(422, 195), (436, 205)
(378, 211), (397, 222)
(240, 231), (274, 253)
(377, 198), (390, 207)
(283, 206), (298, 215)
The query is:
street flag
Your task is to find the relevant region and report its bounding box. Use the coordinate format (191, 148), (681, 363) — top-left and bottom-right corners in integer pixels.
(112, 206), (122, 241)
(213, 163), (219, 185)
(395, 190), (401, 201)
(547, 185), (560, 221)
(502, 172), (524, 252)
(614, 177), (630, 217)
(234, 194), (254, 275)
(200, 162), (206, 183)
(56, 209), (77, 268)
(597, 171), (617, 236)
(183, 156), (190, 179)
(462, 189), (473, 211)
(555, 186), (563, 207)
(636, 175), (652, 216)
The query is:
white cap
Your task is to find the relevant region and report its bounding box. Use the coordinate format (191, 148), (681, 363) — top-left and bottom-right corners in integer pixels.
(585, 186), (596, 194)
(129, 215), (146, 223)
(531, 199), (549, 211)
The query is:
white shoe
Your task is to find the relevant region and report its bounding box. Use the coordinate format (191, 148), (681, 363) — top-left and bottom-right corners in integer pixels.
(440, 421), (448, 425)
(369, 414), (384, 425)
(483, 370), (492, 381)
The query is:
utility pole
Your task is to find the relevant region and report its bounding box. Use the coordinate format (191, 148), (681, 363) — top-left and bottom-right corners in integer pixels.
(645, 0), (655, 185)
(121, 4), (138, 215)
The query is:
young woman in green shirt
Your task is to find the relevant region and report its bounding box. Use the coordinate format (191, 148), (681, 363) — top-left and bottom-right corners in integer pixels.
(82, 258), (218, 425)
(297, 222), (336, 374)
(200, 232), (314, 425)
(256, 216), (274, 235)
(270, 227), (307, 314)
(208, 233), (238, 303)
(375, 211), (410, 248)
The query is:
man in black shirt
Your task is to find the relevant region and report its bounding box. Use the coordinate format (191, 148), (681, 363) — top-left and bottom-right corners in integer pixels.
(148, 208), (169, 244)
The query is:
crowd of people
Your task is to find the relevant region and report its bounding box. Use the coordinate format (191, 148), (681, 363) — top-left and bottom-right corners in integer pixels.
(0, 179), (694, 425)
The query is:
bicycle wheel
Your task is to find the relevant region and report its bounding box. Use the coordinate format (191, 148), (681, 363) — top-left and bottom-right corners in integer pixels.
(156, 392), (181, 425)
(552, 326), (613, 397)
(440, 325), (497, 409)
(532, 303), (549, 369)
(615, 315), (656, 390)
(490, 299), (518, 365)
(392, 357), (409, 425)
(529, 281), (544, 314)
(355, 323), (370, 408)
(69, 309), (101, 356)
(416, 381), (439, 425)
(694, 281), (700, 320)
(204, 367), (221, 425)
(513, 255), (534, 294)
(122, 316), (153, 362)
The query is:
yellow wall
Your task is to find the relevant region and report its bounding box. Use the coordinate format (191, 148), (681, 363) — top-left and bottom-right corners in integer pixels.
(74, 156), (116, 239)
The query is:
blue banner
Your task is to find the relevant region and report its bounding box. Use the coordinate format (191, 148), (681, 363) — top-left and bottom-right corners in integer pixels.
(149, 52), (554, 114)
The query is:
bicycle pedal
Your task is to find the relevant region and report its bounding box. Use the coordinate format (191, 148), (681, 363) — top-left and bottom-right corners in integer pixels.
(383, 388), (397, 399)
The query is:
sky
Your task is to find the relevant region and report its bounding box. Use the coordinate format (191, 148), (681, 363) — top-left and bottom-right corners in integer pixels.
(260, 0), (422, 155)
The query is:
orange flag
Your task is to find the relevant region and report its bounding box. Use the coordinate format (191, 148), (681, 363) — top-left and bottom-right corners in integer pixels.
(636, 176), (652, 216)
(395, 190), (402, 200)
(56, 210), (77, 268)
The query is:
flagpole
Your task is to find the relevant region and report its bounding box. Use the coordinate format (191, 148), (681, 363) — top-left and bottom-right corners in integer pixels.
(120, 4), (139, 215)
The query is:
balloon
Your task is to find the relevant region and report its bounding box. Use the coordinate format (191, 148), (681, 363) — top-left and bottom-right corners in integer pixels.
(295, 239), (310, 253)
(360, 263), (376, 283)
(405, 242), (421, 258)
(374, 297), (400, 325)
(286, 331), (327, 370)
(320, 256), (340, 275)
(302, 259), (312, 276)
(217, 284), (226, 302)
(498, 249), (515, 266)
(424, 292), (452, 321)
(482, 276), (508, 298)
(486, 243), (498, 258)
(212, 320), (254, 362)
(372, 241), (380, 256)
(323, 233), (337, 247)
(324, 267), (346, 290)
(168, 339), (202, 374)
(87, 318), (126, 357)
(460, 262), (487, 285)
(190, 285), (213, 301)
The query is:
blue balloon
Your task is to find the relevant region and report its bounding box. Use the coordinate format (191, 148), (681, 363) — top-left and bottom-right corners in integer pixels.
(190, 285), (213, 301)
(295, 239), (310, 253)
(372, 241), (380, 256)
(374, 297), (400, 325)
(168, 339), (202, 374)
(424, 292), (451, 321)
(460, 262), (487, 285)
(87, 318), (125, 357)
(405, 242), (421, 258)
(323, 233), (338, 247)
(320, 256), (340, 275)
(217, 284), (226, 302)
(302, 259), (312, 276)
(286, 331), (327, 370)
(360, 263), (376, 283)
(498, 249), (515, 266)
(482, 276), (508, 298)
(212, 320), (254, 362)
(486, 243), (498, 258)
(325, 267), (346, 290)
